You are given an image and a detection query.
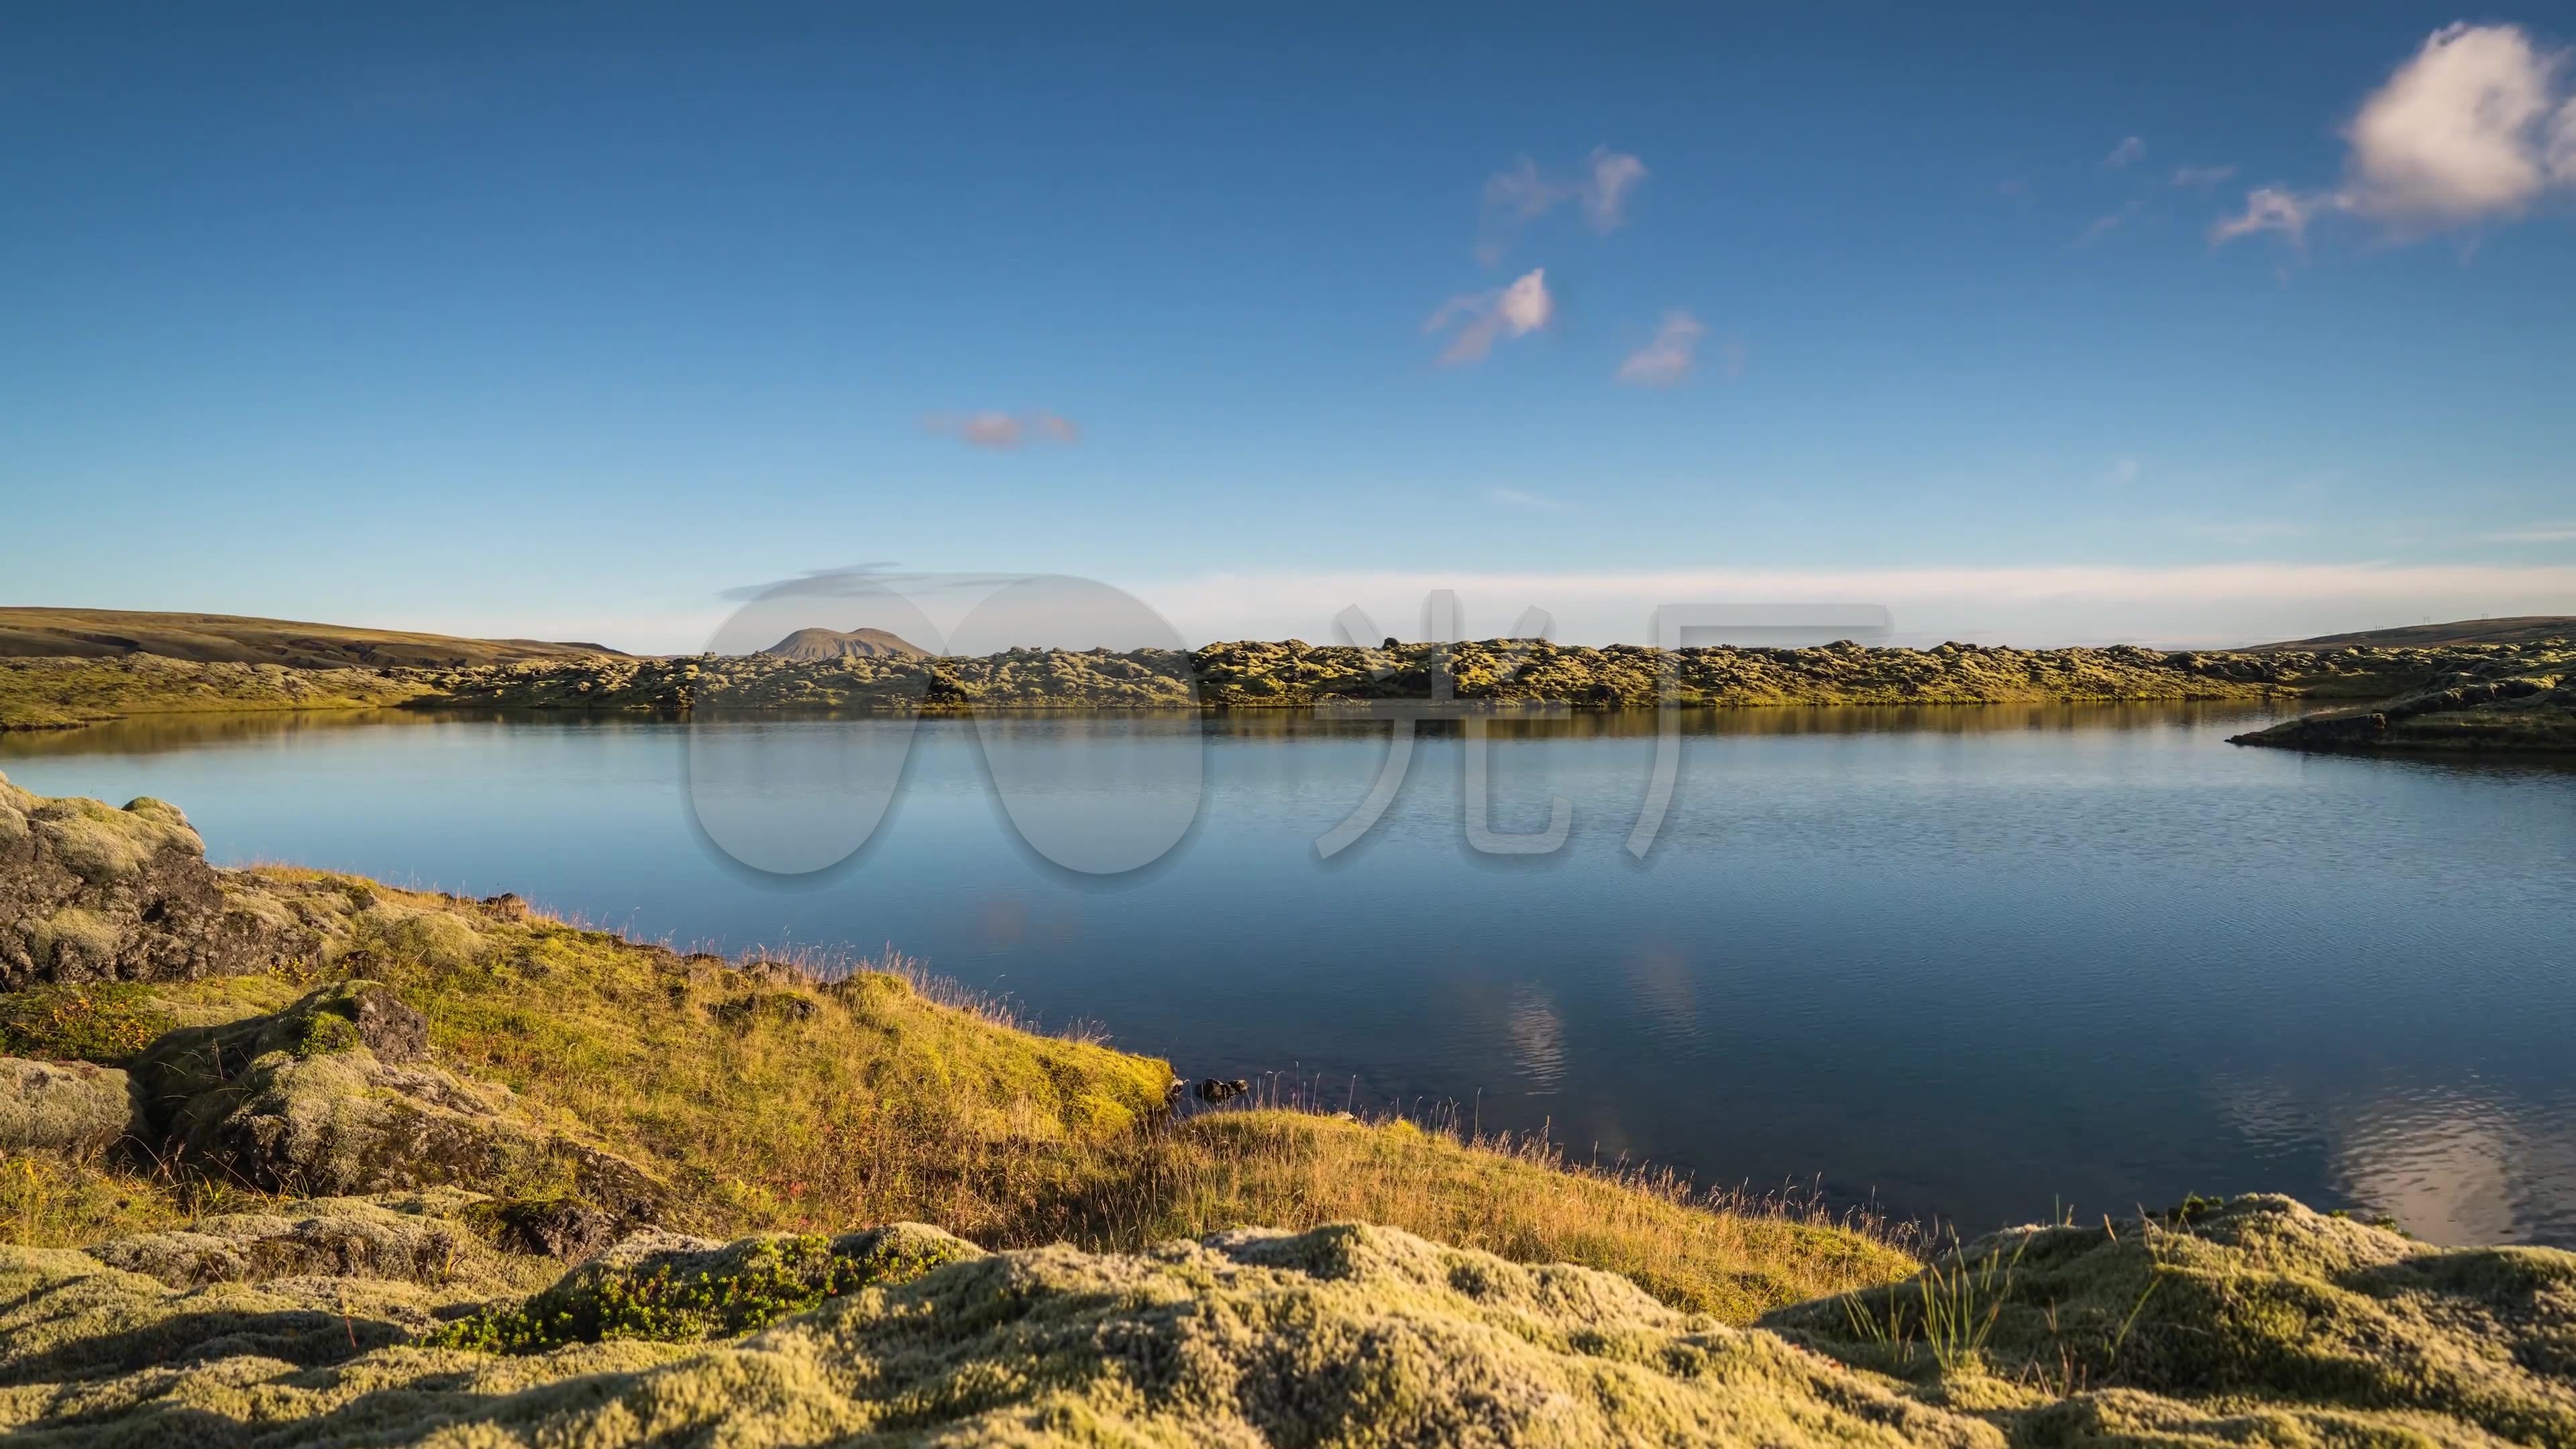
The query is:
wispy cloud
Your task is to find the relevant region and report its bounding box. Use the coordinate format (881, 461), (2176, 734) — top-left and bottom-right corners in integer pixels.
(2079, 199), (2148, 244)
(1477, 148), (1647, 261)
(1425, 268), (1553, 365)
(1486, 487), (1570, 511)
(1581, 147), (1648, 229)
(2480, 521), (2576, 543)
(2172, 164), (2239, 188)
(2104, 136), (2147, 169)
(1615, 310), (1708, 387)
(2108, 458), (2143, 486)
(2215, 23), (2576, 248)
(2211, 186), (2318, 246)
(922, 411), (1081, 450)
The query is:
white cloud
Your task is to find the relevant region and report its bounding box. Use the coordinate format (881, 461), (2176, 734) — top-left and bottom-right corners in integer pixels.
(1486, 487), (1570, 511)
(2343, 22), (2571, 224)
(2216, 23), (2576, 248)
(922, 411), (1081, 449)
(1615, 310), (1707, 386)
(1425, 268), (1553, 365)
(2104, 136), (2147, 169)
(2210, 185), (2318, 246)
(2172, 164), (2239, 188)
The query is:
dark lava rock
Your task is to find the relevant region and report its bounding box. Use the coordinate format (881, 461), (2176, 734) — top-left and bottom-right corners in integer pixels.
(0, 772), (307, 988)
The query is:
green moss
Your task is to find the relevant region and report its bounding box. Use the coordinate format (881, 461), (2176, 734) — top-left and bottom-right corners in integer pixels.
(428, 1222), (981, 1353)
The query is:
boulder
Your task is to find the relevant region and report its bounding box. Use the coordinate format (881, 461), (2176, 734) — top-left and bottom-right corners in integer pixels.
(127, 981), (669, 1218)
(0, 1057), (133, 1152)
(0, 774), (309, 987)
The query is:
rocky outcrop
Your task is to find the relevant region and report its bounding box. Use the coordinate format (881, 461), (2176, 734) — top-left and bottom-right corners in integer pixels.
(0, 773), (309, 986)
(2232, 667), (2576, 752)
(0, 1057), (131, 1152)
(127, 981), (669, 1222)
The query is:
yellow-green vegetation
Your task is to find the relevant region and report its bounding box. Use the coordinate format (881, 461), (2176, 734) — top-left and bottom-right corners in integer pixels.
(20, 632), (2572, 729)
(0, 653), (438, 729)
(1100, 1112), (1911, 1324)
(1, 1151), (193, 1248)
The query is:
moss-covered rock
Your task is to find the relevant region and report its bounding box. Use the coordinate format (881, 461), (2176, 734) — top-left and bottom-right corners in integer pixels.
(126, 981), (669, 1217)
(0, 1059), (131, 1154)
(0, 775), (312, 987)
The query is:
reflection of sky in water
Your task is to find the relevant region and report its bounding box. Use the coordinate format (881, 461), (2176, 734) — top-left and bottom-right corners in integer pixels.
(2215, 1073), (2576, 1246)
(7, 705), (2574, 1244)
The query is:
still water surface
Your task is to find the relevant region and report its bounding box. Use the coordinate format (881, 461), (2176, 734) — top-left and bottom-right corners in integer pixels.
(6, 705), (2573, 1246)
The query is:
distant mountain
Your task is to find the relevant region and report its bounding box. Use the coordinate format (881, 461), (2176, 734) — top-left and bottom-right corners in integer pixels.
(0, 608), (625, 669)
(2245, 616), (2576, 653)
(762, 627), (932, 661)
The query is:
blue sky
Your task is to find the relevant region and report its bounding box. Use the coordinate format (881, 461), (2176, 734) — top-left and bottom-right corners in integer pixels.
(5, 3), (2573, 648)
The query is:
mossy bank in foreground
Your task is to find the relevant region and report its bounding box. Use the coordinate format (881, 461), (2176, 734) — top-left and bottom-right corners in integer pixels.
(5, 773), (2574, 1444)
(4, 1195), (2573, 1446)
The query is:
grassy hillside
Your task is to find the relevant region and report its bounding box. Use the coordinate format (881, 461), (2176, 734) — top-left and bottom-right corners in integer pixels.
(0, 607), (623, 668)
(2247, 614), (2576, 651)
(0, 653), (449, 729)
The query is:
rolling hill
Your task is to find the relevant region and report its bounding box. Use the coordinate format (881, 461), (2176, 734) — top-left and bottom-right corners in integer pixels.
(2245, 615), (2576, 652)
(0, 608), (623, 669)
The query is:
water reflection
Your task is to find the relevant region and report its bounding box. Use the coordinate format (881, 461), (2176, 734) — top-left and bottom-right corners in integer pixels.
(5, 705), (2573, 1245)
